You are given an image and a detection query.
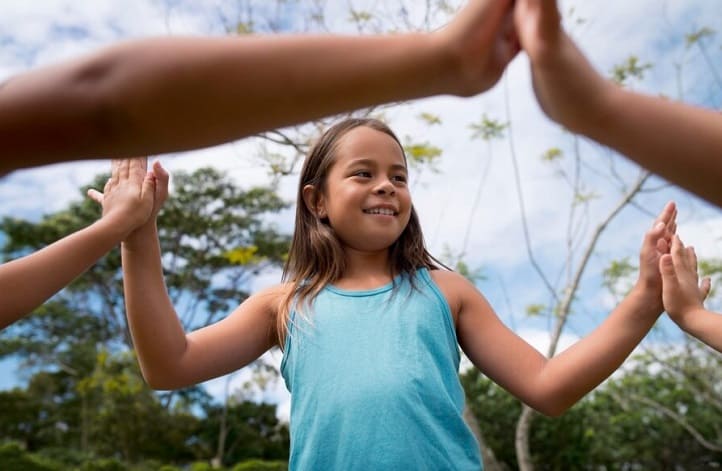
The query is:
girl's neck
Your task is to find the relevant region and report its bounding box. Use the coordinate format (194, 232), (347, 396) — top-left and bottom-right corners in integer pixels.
(334, 246), (393, 290)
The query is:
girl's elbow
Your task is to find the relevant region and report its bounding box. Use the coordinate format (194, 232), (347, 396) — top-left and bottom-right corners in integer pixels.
(528, 394), (573, 417)
(139, 366), (181, 391)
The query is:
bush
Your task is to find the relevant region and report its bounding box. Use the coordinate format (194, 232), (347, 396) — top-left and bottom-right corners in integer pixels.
(0, 441), (62, 471)
(189, 462), (215, 471)
(231, 460), (288, 471)
(76, 458), (128, 471)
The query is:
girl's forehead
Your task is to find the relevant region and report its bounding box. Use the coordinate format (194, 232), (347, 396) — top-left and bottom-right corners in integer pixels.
(334, 126), (406, 167)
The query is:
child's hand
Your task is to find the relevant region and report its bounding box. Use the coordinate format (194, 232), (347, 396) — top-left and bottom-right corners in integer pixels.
(635, 202), (677, 308)
(148, 160), (169, 220)
(513, 0), (614, 133)
(87, 157), (155, 235)
(435, 0), (520, 95)
(660, 235), (712, 327)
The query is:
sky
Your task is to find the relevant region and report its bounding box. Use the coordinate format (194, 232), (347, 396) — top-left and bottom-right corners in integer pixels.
(1, 0), (721, 420)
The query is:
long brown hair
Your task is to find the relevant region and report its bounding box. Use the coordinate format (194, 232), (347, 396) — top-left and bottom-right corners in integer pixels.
(277, 118), (444, 346)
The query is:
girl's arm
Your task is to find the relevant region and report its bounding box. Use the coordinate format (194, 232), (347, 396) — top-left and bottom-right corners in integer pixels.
(660, 235), (721, 352)
(1, 0), (518, 175)
(120, 163), (277, 390)
(514, 0), (722, 208)
(0, 158), (154, 330)
(452, 202), (676, 416)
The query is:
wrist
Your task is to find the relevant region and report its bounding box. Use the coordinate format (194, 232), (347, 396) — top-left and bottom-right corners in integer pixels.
(573, 79), (623, 138)
(629, 281), (664, 317)
(122, 220), (158, 252)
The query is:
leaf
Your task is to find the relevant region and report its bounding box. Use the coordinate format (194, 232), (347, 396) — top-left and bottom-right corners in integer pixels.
(469, 114), (508, 141)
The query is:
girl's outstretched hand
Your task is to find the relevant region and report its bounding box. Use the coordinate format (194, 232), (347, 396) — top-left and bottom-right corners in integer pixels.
(435, 0), (520, 95)
(513, 0), (614, 133)
(636, 201), (678, 309)
(148, 160), (169, 220)
(87, 157), (155, 236)
(660, 235), (712, 326)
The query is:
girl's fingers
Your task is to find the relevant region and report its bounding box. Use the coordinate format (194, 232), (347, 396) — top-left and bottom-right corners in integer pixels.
(87, 188), (104, 205)
(686, 246), (697, 272)
(700, 277), (712, 301)
(129, 156), (148, 181)
(109, 159), (122, 185)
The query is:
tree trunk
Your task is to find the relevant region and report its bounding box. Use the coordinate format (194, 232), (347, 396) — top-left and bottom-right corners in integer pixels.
(463, 402), (508, 471)
(515, 404), (536, 471)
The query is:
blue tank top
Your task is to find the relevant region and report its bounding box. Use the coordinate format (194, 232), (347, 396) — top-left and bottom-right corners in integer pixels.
(281, 268), (482, 470)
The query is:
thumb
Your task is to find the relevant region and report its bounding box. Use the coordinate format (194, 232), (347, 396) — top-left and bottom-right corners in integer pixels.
(659, 254), (677, 284)
(87, 188), (104, 206)
(141, 172), (155, 202)
(700, 277), (712, 302)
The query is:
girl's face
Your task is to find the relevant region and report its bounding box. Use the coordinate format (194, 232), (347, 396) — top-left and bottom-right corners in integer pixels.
(310, 126), (412, 253)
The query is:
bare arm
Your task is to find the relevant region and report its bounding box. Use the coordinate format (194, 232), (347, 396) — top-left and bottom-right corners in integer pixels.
(120, 163), (276, 389)
(660, 235), (721, 352)
(454, 203), (676, 416)
(514, 0), (722, 208)
(1, 0), (518, 175)
(0, 158), (154, 330)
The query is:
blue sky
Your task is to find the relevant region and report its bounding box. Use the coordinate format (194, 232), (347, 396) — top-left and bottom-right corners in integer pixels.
(1, 0), (722, 416)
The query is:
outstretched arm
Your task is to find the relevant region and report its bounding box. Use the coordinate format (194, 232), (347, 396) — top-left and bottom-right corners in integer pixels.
(456, 202), (676, 416)
(0, 158), (154, 330)
(120, 162), (277, 389)
(660, 235), (720, 352)
(1, 0), (519, 175)
(514, 0), (722, 207)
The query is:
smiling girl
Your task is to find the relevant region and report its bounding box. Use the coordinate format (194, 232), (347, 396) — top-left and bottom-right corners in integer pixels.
(117, 118), (676, 469)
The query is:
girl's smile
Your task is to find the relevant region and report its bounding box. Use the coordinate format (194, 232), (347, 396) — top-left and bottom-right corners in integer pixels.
(316, 126), (412, 253)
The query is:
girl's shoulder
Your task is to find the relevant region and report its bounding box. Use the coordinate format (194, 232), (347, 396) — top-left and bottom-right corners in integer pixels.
(427, 268), (472, 319)
(247, 282), (295, 310)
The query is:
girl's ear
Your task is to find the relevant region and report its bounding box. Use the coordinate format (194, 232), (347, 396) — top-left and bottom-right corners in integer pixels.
(302, 184), (327, 218)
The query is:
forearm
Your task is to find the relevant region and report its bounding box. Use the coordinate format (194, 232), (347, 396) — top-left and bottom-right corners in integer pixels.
(538, 285), (661, 415)
(1, 33), (450, 172)
(581, 86), (722, 207)
(0, 218), (126, 329)
(677, 308), (722, 352)
(121, 223), (189, 388)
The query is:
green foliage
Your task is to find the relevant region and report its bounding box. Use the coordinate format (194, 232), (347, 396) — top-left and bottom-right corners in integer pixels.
(188, 462), (215, 471)
(611, 55), (653, 85)
(0, 442), (62, 471)
(462, 342), (722, 469)
(417, 112), (442, 125)
(603, 257), (636, 298)
(468, 114), (507, 141)
(403, 140), (442, 169)
(541, 147), (563, 162)
(686, 27), (716, 48)
(231, 460), (288, 471)
(76, 458), (128, 471)
(525, 303), (546, 317)
(200, 401), (290, 466)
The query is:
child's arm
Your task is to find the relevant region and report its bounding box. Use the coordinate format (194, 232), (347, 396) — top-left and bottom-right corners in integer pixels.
(119, 162), (278, 389)
(1, 0), (518, 175)
(514, 0), (722, 208)
(0, 158), (154, 330)
(451, 202), (676, 416)
(660, 235), (720, 352)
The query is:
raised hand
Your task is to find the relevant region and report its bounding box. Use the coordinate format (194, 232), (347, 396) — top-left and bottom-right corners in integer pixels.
(513, 0), (613, 133)
(660, 235), (712, 325)
(636, 201), (677, 307)
(87, 157), (155, 236)
(435, 0), (520, 95)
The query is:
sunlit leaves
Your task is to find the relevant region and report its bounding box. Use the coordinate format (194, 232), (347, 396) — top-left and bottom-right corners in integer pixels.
(469, 114), (507, 141)
(611, 56), (653, 86)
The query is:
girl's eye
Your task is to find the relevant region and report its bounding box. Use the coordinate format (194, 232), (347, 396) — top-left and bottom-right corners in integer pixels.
(354, 171), (372, 178)
(392, 175), (407, 183)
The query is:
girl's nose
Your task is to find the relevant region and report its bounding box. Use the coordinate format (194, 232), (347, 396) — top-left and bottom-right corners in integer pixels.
(374, 179), (396, 195)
